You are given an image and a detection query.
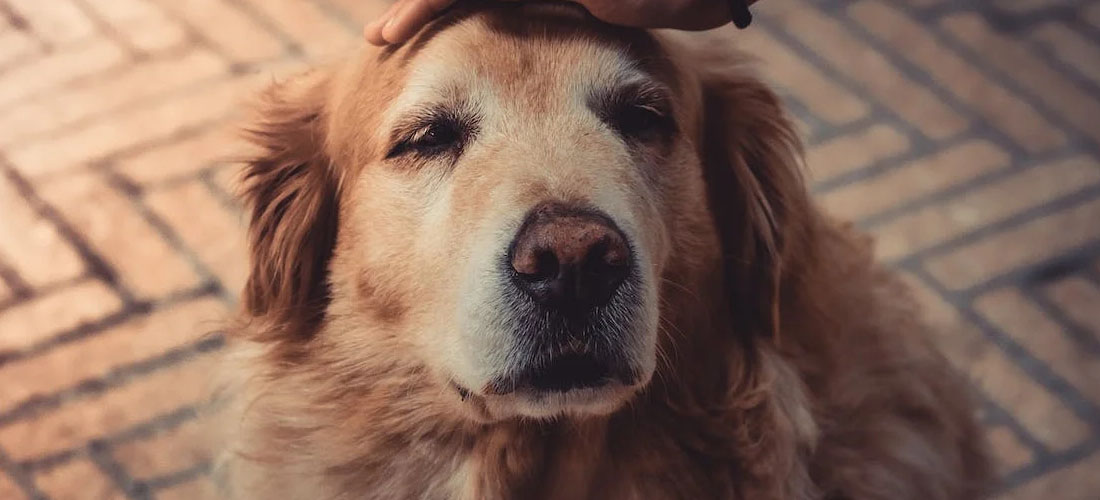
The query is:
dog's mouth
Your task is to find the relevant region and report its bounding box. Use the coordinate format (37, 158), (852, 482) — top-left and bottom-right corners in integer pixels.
(524, 352), (615, 392)
(451, 322), (653, 419)
(483, 350), (636, 396)
(452, 239), (655, 417)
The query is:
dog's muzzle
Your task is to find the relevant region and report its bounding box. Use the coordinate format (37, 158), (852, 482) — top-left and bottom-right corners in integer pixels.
(491, 202), (643, 394)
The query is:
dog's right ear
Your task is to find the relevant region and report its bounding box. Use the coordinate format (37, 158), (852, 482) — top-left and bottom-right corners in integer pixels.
(239, 73), (340, 342)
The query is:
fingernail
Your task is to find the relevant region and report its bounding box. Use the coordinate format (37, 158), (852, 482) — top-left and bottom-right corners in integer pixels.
(381, 17), (398, 42)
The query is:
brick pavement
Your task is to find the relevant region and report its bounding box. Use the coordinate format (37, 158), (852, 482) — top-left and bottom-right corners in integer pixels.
(0, 0), (1098, 498)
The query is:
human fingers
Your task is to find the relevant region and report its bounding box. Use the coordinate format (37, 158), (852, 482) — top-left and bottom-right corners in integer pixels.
(380, 0), (458, 44)
(364, 0), (410, 45)
(577, 0), (730, 30)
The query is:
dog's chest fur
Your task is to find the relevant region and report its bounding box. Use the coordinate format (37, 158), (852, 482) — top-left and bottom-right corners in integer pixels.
(307, 351), (813, 500)
(337, 410), (809, 500)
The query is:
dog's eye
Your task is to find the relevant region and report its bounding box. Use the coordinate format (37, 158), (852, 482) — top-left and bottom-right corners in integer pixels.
(592, 82), (675, 143)
(613, 104), (667, 139)
(414, 121), (461, 151)
(387, 117), (466, 159)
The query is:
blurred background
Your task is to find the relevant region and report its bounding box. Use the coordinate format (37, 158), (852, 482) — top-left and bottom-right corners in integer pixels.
(0, 0), (1098, 498)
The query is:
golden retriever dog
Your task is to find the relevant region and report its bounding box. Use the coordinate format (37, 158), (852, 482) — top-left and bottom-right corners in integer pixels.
(216, 3), (992, 499)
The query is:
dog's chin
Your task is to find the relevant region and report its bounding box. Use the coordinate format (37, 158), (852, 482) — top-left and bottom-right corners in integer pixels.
(451, 354), (654, 422)
(453, 288), (660, 421)
(483, 379), (645, 420)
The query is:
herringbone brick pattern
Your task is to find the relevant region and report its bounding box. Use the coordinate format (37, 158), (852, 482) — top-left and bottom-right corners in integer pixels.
(0, 0), (1097, 498)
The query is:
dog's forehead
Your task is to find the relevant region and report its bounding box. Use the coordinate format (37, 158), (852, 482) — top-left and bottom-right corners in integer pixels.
(385, 5), (671, 113)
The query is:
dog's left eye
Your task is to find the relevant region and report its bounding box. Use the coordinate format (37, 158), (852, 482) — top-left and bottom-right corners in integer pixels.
(596, 86), (675, 143)
(387, 117), (466, 159)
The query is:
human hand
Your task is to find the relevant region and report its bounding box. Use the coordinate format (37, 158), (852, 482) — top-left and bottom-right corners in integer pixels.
(364, 0), (755, 46)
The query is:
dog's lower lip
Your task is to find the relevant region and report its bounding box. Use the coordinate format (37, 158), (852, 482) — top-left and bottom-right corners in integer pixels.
(483, 352), (632, 396)
(527, 352), (611, 392)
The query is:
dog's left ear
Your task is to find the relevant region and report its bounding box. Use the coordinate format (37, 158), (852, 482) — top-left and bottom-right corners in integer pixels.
(697, 59), (813, 343)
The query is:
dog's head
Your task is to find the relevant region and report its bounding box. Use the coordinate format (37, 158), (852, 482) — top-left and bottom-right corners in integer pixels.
(239, 3), (808, 421)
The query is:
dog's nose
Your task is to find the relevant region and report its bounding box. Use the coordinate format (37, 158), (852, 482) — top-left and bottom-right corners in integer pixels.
(510, 204), (632, 309)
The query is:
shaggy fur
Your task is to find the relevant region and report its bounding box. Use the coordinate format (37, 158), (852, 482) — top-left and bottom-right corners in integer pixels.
(215, 4), (992, 499)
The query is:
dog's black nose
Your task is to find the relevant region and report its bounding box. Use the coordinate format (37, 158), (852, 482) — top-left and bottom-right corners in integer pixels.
(510, 203), (632, 310)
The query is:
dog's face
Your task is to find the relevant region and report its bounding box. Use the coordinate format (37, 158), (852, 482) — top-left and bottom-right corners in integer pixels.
(241, 5), (804, 421)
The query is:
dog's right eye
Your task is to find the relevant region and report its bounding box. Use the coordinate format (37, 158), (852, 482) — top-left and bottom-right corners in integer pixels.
(611, 104), (669, 141)
(410, 120), (462, 153)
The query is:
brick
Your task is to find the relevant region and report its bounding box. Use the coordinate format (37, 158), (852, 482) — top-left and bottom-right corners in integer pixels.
(737, 29), (869, 126)
(237, 0), (356, 58)
(898, 273), (991, 364)
(807, 125), (909, 182)
(0, 37), (127, 107)
(819, 140), (1009, 221)
(156, 476), (218, 500)
(0, 175), (84, 288)
(0, 48), (227, 146)
(790, 116), (812, 139)
(925, 197), (1100, 290)
(5, 0), (97, 44)
(209, 165), (244, 201)
(146, 181), (248, 295)
(117, 16), (189, 54)
(995, 0), (1076, 13)
(1044, 278), (1100, 347)
(113, 417), (209, 480)
(158, 0), (285, 63)
(38, 172), (201, 299)
(324, 0), (392, 24)
(115, 123), (241, 185)
(236, 53), (314, 81)
(0, 297), (225, 413)
(900, 274), (1091, 450)
(1031, 23), (1100, 89)
(34, 460), (124, 500)
(0, 351), (219, 460)
(239, 56), (315, 84)
(850, 1), (1065, 153)
(987, 426), (1032, 475)
(1088, 3), (1100, 29)
(82, 0), (161, 20)
(0, 29), (38, 67)
(1000, 451), (1100, 500)
(80, 0), (188, 54)
(976, 287), (1100, 406)
(0, 280), (122, 353)
(0, 472), (25, 500)
(942, 14), (1100, 145)
(8, 76), (249, 177)
(762, 0), (968, 139)
(873, 156), (1100, 261)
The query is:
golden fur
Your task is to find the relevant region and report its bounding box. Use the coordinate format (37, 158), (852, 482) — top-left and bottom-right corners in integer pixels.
(215, 4), (992, 499)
